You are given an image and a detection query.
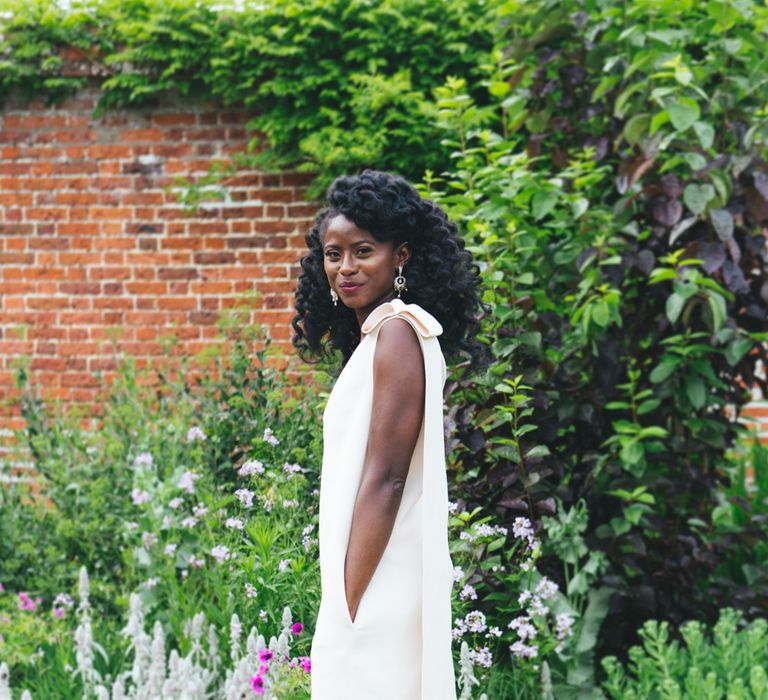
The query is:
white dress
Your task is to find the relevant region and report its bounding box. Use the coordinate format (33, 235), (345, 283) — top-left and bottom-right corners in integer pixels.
(310, 298), (458, 699)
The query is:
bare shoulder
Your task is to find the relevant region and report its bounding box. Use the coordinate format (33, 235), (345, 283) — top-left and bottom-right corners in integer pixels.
(373, 317), (424, 377)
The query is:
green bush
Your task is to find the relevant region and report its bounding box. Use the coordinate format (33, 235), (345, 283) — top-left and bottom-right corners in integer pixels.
(424, 0), (768, 661)
(601, 608), (768, 699)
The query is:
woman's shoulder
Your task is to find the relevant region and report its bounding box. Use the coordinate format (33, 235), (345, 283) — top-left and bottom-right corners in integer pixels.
(361, 298), (443, 339)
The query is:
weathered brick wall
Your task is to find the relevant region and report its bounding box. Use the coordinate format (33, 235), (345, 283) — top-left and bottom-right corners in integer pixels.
(0, 87), (317, 475)
(1, 86), (766, 481)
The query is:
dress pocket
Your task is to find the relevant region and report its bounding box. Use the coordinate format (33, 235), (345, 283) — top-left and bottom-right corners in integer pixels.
(341, 556), (360, 628)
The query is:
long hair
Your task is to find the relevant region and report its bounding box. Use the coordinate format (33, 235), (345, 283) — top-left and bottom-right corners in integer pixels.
(291, 170), (489, 373)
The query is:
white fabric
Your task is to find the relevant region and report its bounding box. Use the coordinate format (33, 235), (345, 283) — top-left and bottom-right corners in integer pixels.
(310, 298), (457, 699)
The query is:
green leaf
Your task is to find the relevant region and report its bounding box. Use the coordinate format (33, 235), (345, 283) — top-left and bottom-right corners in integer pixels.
(684, 153), (707, 171)
(574, 588), (613, 654)
(666, 293), (685, 324)
(685, 374), (706, 409)
(725, 337), (753, 366)
(624, 114), (650, 146)
(650, 359), (679, 383)
(693, 121), (715, 149)
(683, 183), (715, 215)
(709, 208), (734, 241)
(531, 190), (558, 220)
(667, 97), (700, 132)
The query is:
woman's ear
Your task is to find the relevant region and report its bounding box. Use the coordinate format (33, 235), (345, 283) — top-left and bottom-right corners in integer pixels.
(396, 242), (411, 267)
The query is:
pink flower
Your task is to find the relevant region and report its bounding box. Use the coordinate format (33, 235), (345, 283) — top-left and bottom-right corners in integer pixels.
(259, 649), (273, 662)
(291, 622), (303, 635)
(259, 663), (269, 674)
(17, 592), (36, 612)
(299, 656), (311, 673)
(52, 607), (65, 619)
(251, 674), (265, 694)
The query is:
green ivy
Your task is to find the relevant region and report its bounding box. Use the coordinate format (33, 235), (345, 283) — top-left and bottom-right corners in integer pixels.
(0, 0), (499, 196)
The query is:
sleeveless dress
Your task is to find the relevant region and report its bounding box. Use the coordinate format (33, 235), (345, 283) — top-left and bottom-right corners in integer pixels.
(310, 298), (458, 700)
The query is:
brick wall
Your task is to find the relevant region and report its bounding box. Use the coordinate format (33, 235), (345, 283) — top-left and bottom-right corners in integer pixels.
(1, 86), (766, 482)
(0, 87), (317, 477)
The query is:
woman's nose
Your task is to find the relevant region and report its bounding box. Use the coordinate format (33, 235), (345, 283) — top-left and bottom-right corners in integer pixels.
(339, 252), (356, 273)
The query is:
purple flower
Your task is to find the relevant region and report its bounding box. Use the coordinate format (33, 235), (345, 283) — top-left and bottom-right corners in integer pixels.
(178, 471), (201, 494)
(186, 426), (207, 443)
(131, 489), (151, 506)
(251, 674), (265, 694)
(52, 607), (65, 619)
(17, 592), (36, 612)
(238, 460), (264, 478)
(299, 656), (311, 674)
(291, 622), (303, 635)
(259, 649), (273, 662)
(262, 427), (279, 446)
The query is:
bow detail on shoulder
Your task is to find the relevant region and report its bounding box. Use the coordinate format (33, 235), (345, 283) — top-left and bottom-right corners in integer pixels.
(361, 298), (443, 338)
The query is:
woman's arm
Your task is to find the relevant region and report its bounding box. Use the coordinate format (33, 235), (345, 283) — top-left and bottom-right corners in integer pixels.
(344, 317), (426, 622)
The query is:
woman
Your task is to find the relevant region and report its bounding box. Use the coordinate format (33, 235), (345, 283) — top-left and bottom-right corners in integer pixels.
(291, 170), (487, 699)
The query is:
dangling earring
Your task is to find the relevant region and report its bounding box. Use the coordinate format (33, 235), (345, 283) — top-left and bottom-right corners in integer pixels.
(330, 288), (338, 306)
(393, 264), (408, 298)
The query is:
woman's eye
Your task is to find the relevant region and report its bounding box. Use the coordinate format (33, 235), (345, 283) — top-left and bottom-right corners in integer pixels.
(357, 248), (371, 255)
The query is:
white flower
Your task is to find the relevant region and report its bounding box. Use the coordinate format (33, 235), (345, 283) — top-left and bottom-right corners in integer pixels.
(475, 523), (495, 537)
(161, 515), (172, 529)
(465, 610), (487, 634)
(131, 489), (151, 506)
(144, 578), (159, 589)
(302, 523), (315, 536)
(520, 558), (533, 572)
(527, 595), (548, 617)
(302, 535), (314, 553)
(452, 617), (468, 640)
(262, 427), (279, 446)
(510, 640), (538, 659)
(225, 518), (244, 530)
(133, 452), (154, 468)
(487, 626), (503, 638)
(181, 517), (198, 529)
(459, 531), (477, 543)
(53, 593), (75, 609)
(192, 504), (208, 517)
(311, 489), (320, 497)
(178, 471), (201, 494)
(141, 532), (158, 548)
(518, 590), (532, 607)
(189, 556), (205, 568)
(468, 645), (493, 668)
(263, 497), (273, 513)
(168, 497), (184, 510)
(283, 462), (304, 479)
(278, 559), (291, 572)
(556, 613), (575, 640)
(211, 545), (231, 563)
(234, 488), (255, 508)
(452, 565), (465, 583)
(282, 498), (298, 508)
(186, 426), (207, 442)
(447, 500), (459, 514)
(164, 544), (178, 557)
(238, 459), (264, 477)
(259, 609), (268, 622)
(459, 584), (478, 601)
(126, 521), (139, 531)
(245, 583), (258, 598)
(508, 616), (537, 641)
(512, 517), (535, 542)
(535, 576), (559, 601)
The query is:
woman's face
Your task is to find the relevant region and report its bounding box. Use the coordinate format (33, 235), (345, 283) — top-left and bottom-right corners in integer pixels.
(322, 213), (410, 323)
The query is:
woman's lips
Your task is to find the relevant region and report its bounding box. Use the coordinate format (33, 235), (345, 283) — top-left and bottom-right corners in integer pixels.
(339, 284), (363, 293)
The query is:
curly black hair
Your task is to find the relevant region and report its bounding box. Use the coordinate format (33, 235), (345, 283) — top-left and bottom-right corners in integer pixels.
(291, 169), (489, 373)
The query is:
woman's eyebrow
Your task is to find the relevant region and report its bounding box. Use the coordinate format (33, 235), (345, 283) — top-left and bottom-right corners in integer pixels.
(323, 239), (376, 251)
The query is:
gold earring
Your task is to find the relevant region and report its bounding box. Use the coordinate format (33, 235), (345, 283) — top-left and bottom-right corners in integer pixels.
(330, 289), (338, 306)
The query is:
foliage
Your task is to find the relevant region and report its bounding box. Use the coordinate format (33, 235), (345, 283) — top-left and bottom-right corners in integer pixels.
(0, 0), (499, 197)
(706, 428), (768, 612)
(601, 607), (768, 700)
(424, 0), (768, 662)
